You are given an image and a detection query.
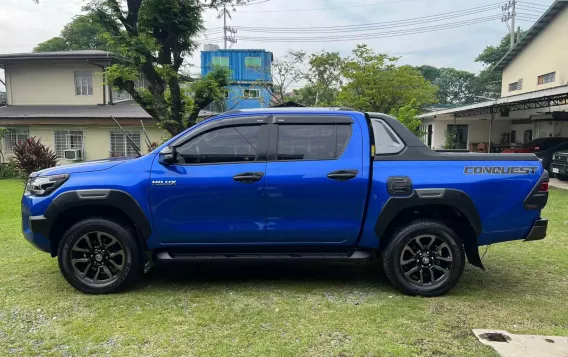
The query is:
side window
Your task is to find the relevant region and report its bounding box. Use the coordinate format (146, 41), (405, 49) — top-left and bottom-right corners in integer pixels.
(277, 124), (352, 161)
(371, 119), (404, 154)
(176, 125), (261, 164)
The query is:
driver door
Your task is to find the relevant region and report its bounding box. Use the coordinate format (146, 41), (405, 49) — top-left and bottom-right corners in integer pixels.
(150, 116), (269, 244)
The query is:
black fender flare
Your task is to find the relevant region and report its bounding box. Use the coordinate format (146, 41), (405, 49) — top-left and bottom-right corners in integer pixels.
(37, 189), (152, 241)
(375, 188), (484, 269)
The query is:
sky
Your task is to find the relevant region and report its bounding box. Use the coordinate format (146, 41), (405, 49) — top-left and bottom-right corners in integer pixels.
(0, 0), (555, 91)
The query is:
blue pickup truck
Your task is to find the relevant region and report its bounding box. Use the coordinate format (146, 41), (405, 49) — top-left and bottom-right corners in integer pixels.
(22, 108), (549, 296)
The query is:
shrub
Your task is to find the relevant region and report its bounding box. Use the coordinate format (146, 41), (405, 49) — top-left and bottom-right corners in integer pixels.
(13, 137), (58, 176)
(0, 159), (26, 179)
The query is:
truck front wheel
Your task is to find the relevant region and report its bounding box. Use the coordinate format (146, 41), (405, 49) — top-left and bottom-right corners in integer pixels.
(383, 220), (465, 297)
(57, 218), (142, 294)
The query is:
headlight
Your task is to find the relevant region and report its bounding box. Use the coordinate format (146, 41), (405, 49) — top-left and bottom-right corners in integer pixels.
(25, 174), (69, 196)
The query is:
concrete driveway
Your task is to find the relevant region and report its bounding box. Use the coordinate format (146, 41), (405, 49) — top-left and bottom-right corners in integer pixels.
(549, 178), (568, 190)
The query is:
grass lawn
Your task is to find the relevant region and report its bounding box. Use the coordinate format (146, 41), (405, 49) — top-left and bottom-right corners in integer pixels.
(1, 179), (568, 356)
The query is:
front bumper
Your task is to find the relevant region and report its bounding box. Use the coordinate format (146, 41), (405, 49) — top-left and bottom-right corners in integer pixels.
(22, 214), (52, 253)
(523, 219), (548, 242)
(550, 162), (568, 176)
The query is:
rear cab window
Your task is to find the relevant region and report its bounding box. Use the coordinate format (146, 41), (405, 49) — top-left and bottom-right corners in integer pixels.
(277, 124), (352, 161)
(371, 119), (404, 155)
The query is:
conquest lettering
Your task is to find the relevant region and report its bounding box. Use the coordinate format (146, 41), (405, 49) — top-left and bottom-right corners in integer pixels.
(464, 166), (538, 175)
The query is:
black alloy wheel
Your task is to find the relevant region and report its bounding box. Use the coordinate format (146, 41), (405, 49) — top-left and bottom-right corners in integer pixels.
(383, 220), (465, 297)
(399, 234), (453, 287)
(58, 218), (142, 294)
(70, 231), (126, 285)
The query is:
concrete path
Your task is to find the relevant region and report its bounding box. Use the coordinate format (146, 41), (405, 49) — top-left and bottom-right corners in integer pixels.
(472, 329), (568, 357)
(550, 178), (568, 190)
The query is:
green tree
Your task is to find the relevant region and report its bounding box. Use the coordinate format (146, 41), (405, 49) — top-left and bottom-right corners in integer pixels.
(249, 50), (306, 105)
(416, 65), (479, 105)
(74, 0), (242, 136)
(337, 45), (437, 113)
(389, 100), (422, 136)
(35, 13), (112, 52)
(474, 31), (527, 99)
(302, 51), (343, 106)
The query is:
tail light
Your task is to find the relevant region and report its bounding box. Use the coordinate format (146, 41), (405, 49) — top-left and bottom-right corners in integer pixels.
(523, 171), (549, 210)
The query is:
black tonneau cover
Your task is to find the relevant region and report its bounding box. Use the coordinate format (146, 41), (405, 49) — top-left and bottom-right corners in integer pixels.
(366, 113), (538, 162)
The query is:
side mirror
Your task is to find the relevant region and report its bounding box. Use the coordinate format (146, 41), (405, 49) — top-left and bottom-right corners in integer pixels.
(159, 146), (177, 165)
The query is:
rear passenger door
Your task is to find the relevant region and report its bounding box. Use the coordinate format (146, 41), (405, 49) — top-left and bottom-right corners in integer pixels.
(264, 115), (367, 245)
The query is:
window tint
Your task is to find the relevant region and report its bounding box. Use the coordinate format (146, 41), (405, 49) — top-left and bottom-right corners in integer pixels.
(212, 57), (229, 67)
(245, 57), (262, 67)
(371, 119), (404, 154)
(277, 124), (351, 161)
(177, 126), (260, 164)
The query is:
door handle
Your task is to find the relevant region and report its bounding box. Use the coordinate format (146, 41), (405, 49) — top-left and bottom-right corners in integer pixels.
(233, 172), (264, 184)
(327, 170), (359, 181)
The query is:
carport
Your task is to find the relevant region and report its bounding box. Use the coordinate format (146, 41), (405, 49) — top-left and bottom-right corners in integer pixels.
(418, 86), (568, 151)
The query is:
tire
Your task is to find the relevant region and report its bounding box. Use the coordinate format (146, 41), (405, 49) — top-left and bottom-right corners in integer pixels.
(57, 218), (142, 294)
(382, 220), (465, 297)
(557, 174), (568, 181)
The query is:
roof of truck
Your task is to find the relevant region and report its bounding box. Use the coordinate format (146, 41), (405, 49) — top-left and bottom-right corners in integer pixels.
(225, 107), (360, 115)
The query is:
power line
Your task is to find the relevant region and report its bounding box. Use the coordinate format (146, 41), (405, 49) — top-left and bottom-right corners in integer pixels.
(236, 0), (421, 13)
(234, 4), (503, 33)
(516, 4), (548, 11)
(236, 16), (502, 42)
(517, 1), (549, 8)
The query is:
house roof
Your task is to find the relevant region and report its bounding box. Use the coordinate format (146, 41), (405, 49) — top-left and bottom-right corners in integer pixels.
(0, 101), (217, 119)
(417, 85), (568, 119)
(0, 50), (123, 66)
(0, 101), (151, 119)
(494, 0), (568, 71)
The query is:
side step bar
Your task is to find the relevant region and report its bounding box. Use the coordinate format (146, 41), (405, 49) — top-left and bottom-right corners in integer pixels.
(155, 250), (372, 262)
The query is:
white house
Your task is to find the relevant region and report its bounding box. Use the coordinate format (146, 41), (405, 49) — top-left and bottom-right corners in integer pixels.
(0, 50), (168, 164)
(419, 0), (568, 151)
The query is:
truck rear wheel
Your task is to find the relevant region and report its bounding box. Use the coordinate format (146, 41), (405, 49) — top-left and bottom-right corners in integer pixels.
(383, 220), (465, 297)
(57, 218), (142, 294)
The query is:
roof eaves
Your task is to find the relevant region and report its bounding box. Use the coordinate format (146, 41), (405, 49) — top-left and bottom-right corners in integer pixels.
(493, 0), (568, 72)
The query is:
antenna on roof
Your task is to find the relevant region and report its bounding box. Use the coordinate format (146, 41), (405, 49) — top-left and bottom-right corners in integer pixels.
(110, 116), (142, 157)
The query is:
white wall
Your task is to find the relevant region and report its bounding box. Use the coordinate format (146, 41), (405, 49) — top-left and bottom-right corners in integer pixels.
(2, 124), (167, 164)
(6, 62), (106, 105)
(501, 7), (568, 97)
(428, 114), (512, 149)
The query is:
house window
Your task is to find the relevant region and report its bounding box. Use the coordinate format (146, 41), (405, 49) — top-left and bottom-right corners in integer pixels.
(2, 128), (29, 152)
(110, 130), (141, 157)
(54, 130), (83, 158)
(538, 72), (556, 85)
(75, 71), (93, 96)
(244, 89), (260, 99)
(112, 76), (146, 102)
(212, 57), (229, 67)
(508, 79), (523, 92)
(245, 57), (262, 67)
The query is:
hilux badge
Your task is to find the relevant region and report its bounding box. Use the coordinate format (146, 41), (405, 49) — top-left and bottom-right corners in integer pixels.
(152, 180), (176, 186)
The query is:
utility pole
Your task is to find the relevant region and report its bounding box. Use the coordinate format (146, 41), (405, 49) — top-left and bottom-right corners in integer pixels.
(223, 5), (227, 49)
(502, 0), (517, 49)
(222, 5), (237, 49)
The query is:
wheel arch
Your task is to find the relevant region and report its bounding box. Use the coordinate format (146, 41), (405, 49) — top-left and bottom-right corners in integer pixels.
(44, 190), (151, 256)
(376, 189), (484, 269)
